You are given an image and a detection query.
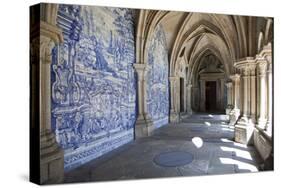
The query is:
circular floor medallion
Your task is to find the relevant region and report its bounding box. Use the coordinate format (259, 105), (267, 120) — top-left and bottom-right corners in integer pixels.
(153, 151), (194, 167)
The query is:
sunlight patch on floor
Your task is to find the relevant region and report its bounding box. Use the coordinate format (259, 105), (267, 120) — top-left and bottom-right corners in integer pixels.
(192, 137), (204, 148)
(220, 146), (253, 160)
(204, 121), (211, 126)
(220, 138), (232, 143)
(219, 158), (258, 172)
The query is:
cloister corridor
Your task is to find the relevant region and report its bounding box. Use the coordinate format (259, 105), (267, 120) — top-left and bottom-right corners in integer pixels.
(31, 4), (273, 184)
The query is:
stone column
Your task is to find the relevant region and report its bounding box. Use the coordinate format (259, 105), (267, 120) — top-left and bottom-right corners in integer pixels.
(169, 76), (180, 123)
(257, 60), (268, 129)
(30, 4), (65, 184)
(229, 74), (241, 126)
(225, 82), (233, 115)
(266, 61), (272, 135)
(249, 65), (257, 124)
(186, 84), (193, 115)
(220, 78), (225, 111)
(239, 67), (250, 123)
(199, 79), (206, 112)
(234, 57), (258, 144)
(133, 63), (153, 138)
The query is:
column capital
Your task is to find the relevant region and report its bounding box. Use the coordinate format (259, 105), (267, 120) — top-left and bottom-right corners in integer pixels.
(230, 74), (240, 82)
(34, 21), (64, 44)
(31, 21), (64, 65)
(225, 82), (233, 88)
(40, 36), (56, 64)
(187, 84), (193, 89)
(234, 57), (256, 70)
(133, 63), (146, 80)
(169, 76), (180, 82)
(259, 43), (272, 64)
(257, 60), (268, 75)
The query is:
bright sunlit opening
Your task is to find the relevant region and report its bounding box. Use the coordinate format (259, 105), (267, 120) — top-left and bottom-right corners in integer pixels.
(208, 114), (213, 117)
(192, 137), (203, 148)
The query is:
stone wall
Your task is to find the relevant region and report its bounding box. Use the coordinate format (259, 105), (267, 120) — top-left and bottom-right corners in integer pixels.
(146, 24), (170, 129)
(51, 4), (137, 170)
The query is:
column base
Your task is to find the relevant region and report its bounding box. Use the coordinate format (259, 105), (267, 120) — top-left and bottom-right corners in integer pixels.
(40, 130), (64, 184)
(229, 108), (240, 126)
(225, 105), (233, 115)
(258, 118), (267, 129)
(234, 122), (254, 145)
(179, 112), (189, 120)
(237, 115), (249, 125)
(169, 111), (180, 123)
(248, 115), (257, 124)
(187, 109), (193, 115)
(135, 114), (154, 138)
(265, 120), (272, 136)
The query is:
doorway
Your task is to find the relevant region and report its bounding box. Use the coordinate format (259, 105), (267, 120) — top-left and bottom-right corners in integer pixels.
(205, 81), (216, 112)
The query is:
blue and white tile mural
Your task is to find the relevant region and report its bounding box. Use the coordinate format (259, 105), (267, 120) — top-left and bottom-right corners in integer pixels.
(146, 24), (170, 129)
(51, 4), (137, 170)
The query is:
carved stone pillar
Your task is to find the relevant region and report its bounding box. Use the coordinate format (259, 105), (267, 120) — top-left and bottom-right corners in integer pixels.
(199, 79), (206, 112)
(30, 4), (65, 184)
(261, 45), (273, 135)
(234, 58), (257, 144)
(257, 60), (268, 129)
(239, 67), (250, 123)
(225, 82), (233, 115)
(249, 65), (257, 124)
(229, 74), (241, 128)
(266, 63), (272, 135)
(186, 84), (193, 115)
(133, 63), (153, 138)
(169, 76), (180, 123)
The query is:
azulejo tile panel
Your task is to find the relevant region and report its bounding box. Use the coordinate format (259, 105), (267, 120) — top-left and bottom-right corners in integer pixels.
(146, 24), (170, 128)
(51, 4), (137, 170)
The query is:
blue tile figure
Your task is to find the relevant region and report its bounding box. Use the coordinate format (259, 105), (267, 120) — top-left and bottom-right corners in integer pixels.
(51, 5), (137, 170)
(146, 25), (170, 129)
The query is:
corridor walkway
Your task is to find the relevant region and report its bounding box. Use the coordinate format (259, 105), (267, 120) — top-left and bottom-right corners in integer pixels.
(64, 114), (262, 183)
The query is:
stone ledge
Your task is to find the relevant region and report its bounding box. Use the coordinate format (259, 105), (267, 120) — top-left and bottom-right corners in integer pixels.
(253, 128), (273, 170)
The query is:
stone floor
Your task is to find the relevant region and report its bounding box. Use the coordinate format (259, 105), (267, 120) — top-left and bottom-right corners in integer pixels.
(64, 113), (263, 183)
